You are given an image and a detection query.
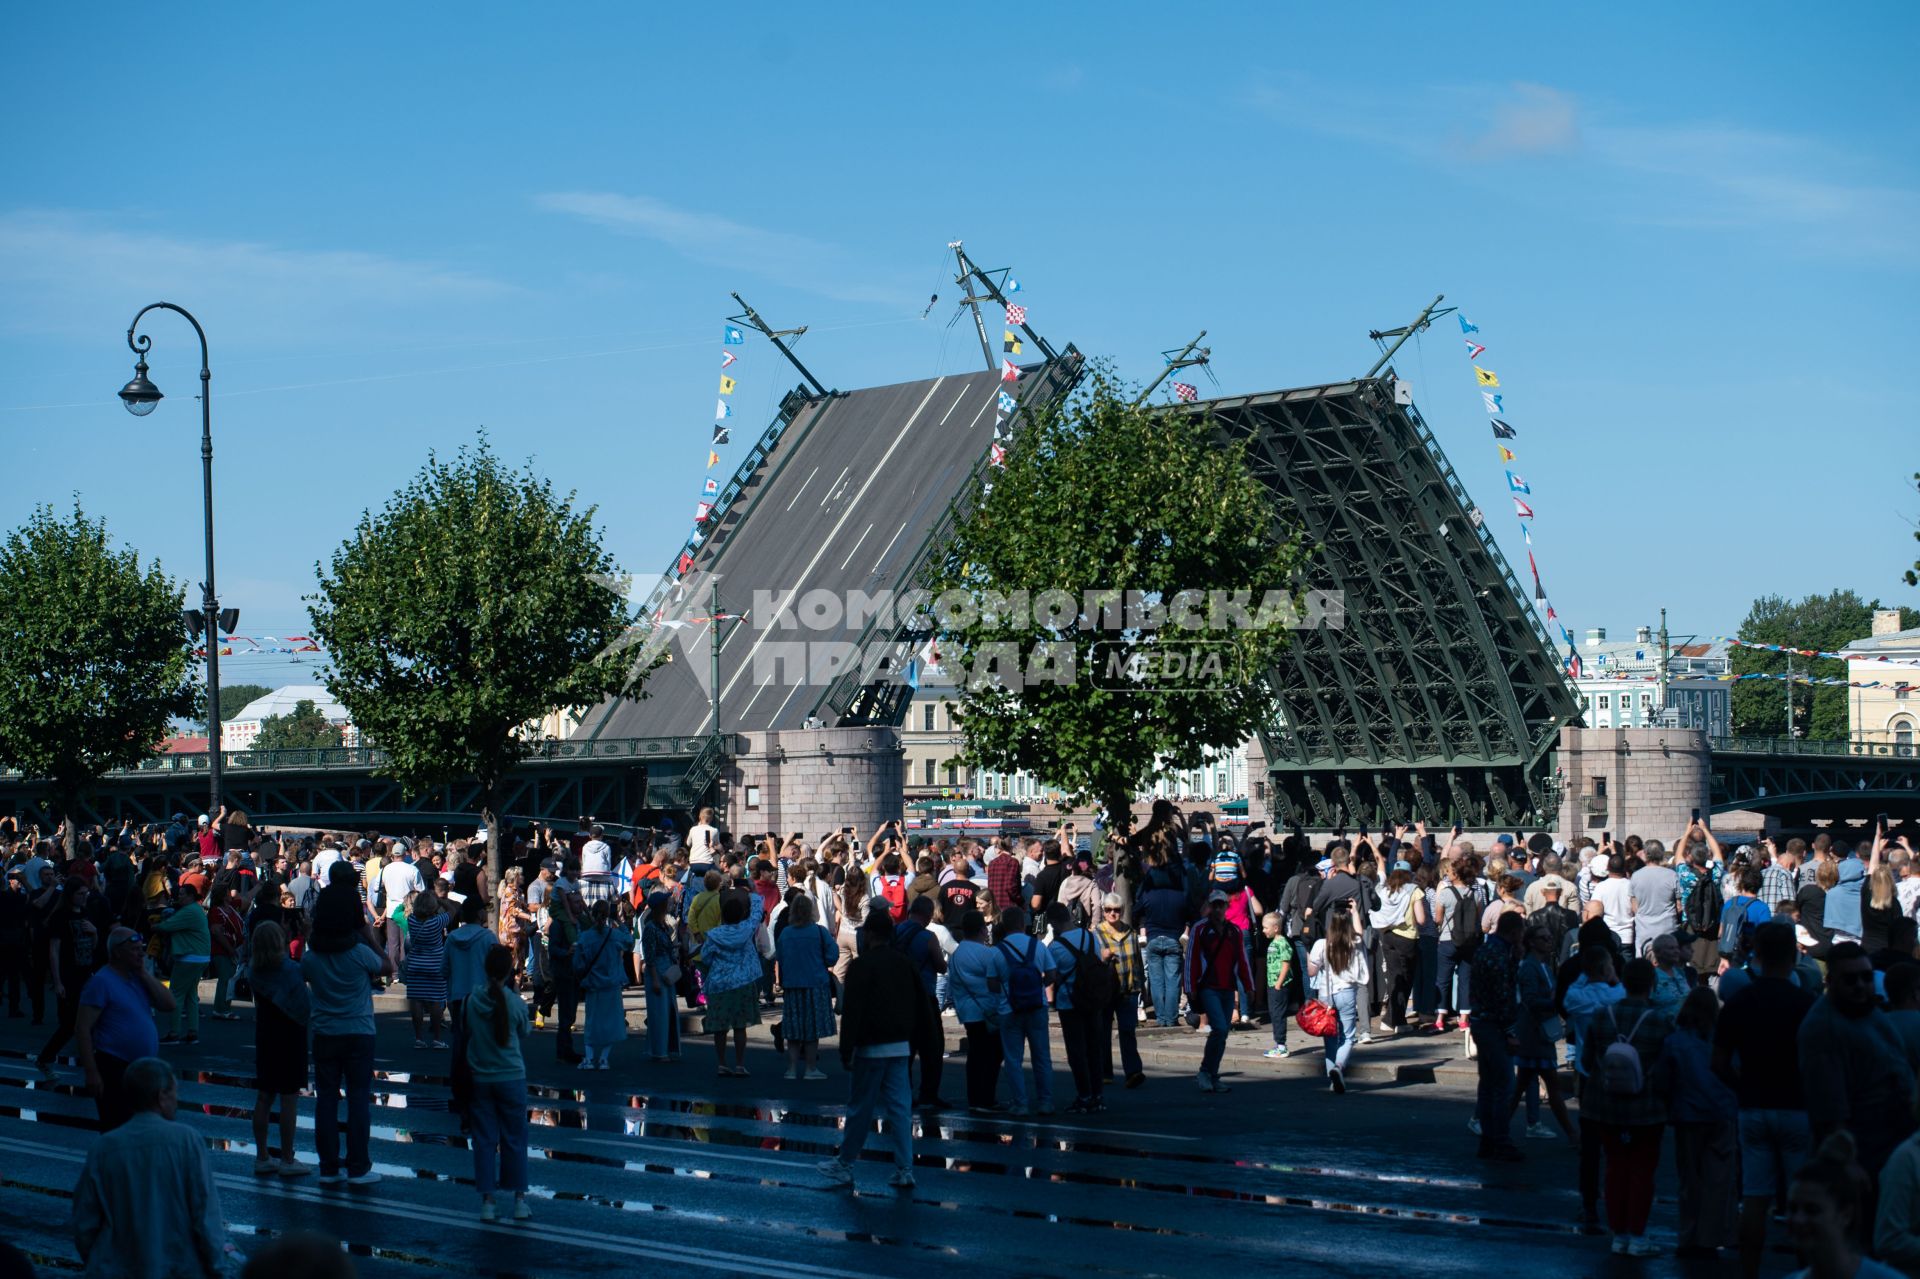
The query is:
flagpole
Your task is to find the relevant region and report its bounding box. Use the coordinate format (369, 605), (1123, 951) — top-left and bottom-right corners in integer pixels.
(950, 241), (997, 372)
(1133, 331), (1210, 407)
(1364, 294), (1453, 379)
(728, 293), (828, 398)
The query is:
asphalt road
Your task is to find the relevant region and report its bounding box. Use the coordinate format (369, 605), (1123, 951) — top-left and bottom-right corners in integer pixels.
(0, 995), (1787, 1278)
(589, 358), (1075, 740)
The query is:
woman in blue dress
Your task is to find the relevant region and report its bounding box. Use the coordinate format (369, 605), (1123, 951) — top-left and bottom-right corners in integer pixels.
(402, 886), (450, 1048)
(572, 899), (632, 1070)
(773, 896), (837, 1080)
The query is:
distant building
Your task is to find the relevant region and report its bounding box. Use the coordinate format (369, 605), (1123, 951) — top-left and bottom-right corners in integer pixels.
(1842, 610), (1920, 750)
(899, 669), (1249, 805)
(1572, 625), (1731, 736)
(225, 684), (356, 748)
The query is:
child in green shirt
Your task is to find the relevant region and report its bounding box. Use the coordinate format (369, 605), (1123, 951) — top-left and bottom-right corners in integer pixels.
(1262, 911), (1293, 1058)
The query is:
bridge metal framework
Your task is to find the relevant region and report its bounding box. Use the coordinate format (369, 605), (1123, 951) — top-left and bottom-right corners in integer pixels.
(1178, 375), (1583, 829)
(0, 737), (725, 831)
(1710, 735), (1920, 821)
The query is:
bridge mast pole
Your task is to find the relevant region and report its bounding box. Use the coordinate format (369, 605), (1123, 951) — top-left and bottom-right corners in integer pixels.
(1133, 331), (1211, 407)
(728, 293), (828, 398)
(1364, 294), (1456, 379)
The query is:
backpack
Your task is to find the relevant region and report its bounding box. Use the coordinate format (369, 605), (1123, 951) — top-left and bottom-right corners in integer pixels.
(876, 875), (908, 920)
(1685, 873), (1721, 940)
(1446, 885), (1482, 951)
(1058, 931), (1117, 1011)
(1601, 1009), (1656, 1095)
(998, 938), (1047, 1013)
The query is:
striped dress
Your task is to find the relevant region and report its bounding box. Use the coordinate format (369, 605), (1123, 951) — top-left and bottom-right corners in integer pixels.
(402, 911), (450, 1004)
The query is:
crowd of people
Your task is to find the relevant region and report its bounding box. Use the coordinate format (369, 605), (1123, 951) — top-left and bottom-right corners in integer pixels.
(6, 804), (1920, 1277)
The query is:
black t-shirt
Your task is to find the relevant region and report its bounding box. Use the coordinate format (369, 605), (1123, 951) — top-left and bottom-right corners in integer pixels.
(1031, 862), (1070, 910)
(451, 861), (482, 902)
(56, 898), (110, 982)
(1718, 975), (1819, 1110)
(936, 877), (981, 924)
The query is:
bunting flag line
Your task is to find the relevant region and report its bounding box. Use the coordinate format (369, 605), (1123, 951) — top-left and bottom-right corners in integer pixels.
(1497, 445), (1516, 462)
(715, 399), (732, 420)
(1173, 381), (1199, 403)
(1474, 367), (1500, 388)
(720, 351), (737, 369)
(712, 424), (730, 446)
(1482, 392), (1505, 415)
(1491, 419), (1517, 439)
(989, 442), (1006, 468)
(1507, 471), (1530, 494)
(694, 501), (713, 523)
(1513, 496), (1534, 519)
(1005, 303), (1026, 325)
(1001, 357), (1020, 383)
(1459, 315), (1478, 334)
(723, 325), (745, 345)
(1717, 636), (1920, 667)
(1465, 339), (1486, 360)
(702, 478), (719, 496)
(1006, 278), (1021, 294)
(707, 450), (720, 467)
(719, 375), (737, 395)
(1003, 330), (1022, 355)
(997, 389), (1017, 415)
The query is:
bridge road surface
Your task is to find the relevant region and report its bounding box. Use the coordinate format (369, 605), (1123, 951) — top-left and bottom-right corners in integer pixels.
(0, 998), (1749, 1278)
(591, 363), (1073, 741)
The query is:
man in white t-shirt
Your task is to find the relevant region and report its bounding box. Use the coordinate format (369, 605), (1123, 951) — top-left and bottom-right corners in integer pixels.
(380, 854), (425, 918)
(312, 840), (344, 884)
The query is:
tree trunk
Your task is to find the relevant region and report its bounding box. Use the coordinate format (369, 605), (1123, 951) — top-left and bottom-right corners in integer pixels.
(480, 787), (504, 885)
(1103, 790), (1138, 925)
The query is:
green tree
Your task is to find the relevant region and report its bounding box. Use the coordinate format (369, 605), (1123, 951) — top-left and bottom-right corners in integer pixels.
(0, 504), (196, 841)
(921, 367), (1304, 872)
(309, 436), (650, 878)
(1730, 590), (1920, 740)
(217, 683), (272, 724)
(252, 698), (342, 752)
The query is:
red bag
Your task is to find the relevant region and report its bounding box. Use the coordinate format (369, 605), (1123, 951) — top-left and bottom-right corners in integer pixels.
(1296, 998), (1338, 1037)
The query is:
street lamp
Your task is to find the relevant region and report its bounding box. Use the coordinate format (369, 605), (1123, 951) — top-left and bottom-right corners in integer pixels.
(120, 302), (227, 813)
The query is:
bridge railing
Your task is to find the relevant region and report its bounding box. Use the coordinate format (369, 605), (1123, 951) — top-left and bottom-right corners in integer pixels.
(1711, 736), (1919, 759)
(0, 736), (735, 780)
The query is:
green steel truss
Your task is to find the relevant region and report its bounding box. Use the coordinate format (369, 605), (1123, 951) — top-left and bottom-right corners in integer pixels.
(1184, 375), (1582, 829)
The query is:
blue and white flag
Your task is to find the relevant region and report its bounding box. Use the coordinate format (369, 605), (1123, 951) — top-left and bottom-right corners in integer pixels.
(723, 325), (745, 345)
(702, 478), (719, 497)
(715, 399), (733, 420)
(1459, 315), (1478, 335)
(1482, 391), (1504, 415)
(1005, 277), (1021, 294)
(997, 389), (1017, 415)
(614, 858), (634, 899)
(1506, 471), (1530, 494)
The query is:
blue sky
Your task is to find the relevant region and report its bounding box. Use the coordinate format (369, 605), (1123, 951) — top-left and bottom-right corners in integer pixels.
(2, 3), (1915, 691)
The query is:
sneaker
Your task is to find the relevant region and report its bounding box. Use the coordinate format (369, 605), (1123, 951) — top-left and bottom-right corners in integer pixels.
(816, 1157), (854, 1187)
(432, 1039), (450, 1050)
(534, 1014), (546, 1029)
(414, 1038), (428, 1049)
(1329, 1068), (1346, 1095)
(480, 1199), (498, 1222)
(347, 1170), (382, 1186)
(1467, 1116), (1482, 1136)
(1211, 1079), (1231, 1094)
(278, 1159), (308, 1178)
(1263, 1046), (1290, 1059)
(888, 1168), (916, 1189)
(1525, 1122), (1558, 1140)
(1626, 1236), (1661, 1257)
(317, 1171), (346, 1185)
(1195, 1071), (1216, 1093)
(1356, 1032), (1374, 1046)
(1376, 1019), (1398, 1034)
(579, 1059), (598, 1071)
(804, 1069), (828, 1081)
(253, 1159), (279, 1177)
(1610, 1236), (1629, 1255)
(512, 1198), (533, 1221)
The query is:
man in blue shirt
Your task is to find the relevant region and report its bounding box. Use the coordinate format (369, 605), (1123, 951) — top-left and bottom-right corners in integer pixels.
(75, 926), (174, 1131)
(1046, 902), (1109, 1113)
(894, 896), (948, 1111)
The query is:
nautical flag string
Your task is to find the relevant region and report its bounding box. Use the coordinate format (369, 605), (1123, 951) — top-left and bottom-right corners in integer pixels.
(1172, 381), (1199, 403)
(1005, 303), (1026, 326)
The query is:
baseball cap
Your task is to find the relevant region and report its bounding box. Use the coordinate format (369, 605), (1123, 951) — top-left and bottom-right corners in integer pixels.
(1589, 854), (1611, 878)
(1550, 840), (1568, 856)
(107, 925), (143, 949)
(1393, 859), (1412, 872)
(1207, 889), (1230, 904)
(197, 815), (210, 826)
(1494, 833), (1514, 846)
(1315, 857), (1333, 873)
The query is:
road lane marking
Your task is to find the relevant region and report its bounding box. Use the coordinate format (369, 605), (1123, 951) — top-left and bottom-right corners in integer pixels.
(784, 465), (819, 511)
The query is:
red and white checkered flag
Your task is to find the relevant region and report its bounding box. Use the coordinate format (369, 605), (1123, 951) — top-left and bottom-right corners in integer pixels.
(1005, 304), (1026, 327)
(1172, 381), (1198, 403)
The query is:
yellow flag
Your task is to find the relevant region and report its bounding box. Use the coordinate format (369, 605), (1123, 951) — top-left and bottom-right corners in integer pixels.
(1474, 366), (1500, 387)
(1497, 445), (1515, 462)
(707, 450), (720, 467)
(719, 375), (737, 396)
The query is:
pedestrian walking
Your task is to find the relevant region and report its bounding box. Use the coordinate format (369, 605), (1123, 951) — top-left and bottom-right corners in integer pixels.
(1188, 889), (1254, 1093)
(464, 944), (533, 1222)
(994, 904), (1056, 1114)
(1580, 958), (1674, 1257)
(574, 899), (633, 1071)
(946, 909), (1008, 1113)
(640, 891), (685, 1062)
(818, 906), (932, 1190)
(1306, 900), (1370, 1094)
(75, 926), (174, 1131)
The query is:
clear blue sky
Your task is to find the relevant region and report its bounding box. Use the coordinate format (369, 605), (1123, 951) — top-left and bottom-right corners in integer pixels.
(3, 4), (1915, 690)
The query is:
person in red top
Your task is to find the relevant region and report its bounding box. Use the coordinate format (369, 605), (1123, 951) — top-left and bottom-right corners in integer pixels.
(1186, 890), (1254, 1093)
(196, 808), (226, 869)
(986, 845), (1022, 919)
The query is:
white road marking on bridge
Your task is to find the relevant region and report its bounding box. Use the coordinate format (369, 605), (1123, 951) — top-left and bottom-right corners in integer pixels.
(936, 386), (970, 425)
(839, 523), (873, 571)
(821, 464), (851, 509)
(871, 519), (910, 574)
(718, 379), (948, 706)
(784, 465), (819, 511)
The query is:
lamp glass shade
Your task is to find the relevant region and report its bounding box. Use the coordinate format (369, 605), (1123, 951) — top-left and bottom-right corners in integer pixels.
(119, 366), (163, 416)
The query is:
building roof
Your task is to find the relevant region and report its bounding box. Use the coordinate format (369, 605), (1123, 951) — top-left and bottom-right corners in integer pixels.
(1841, 626), (1920, 655)
(158, 735), (208, 754)
(231, 684), (350, 723)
